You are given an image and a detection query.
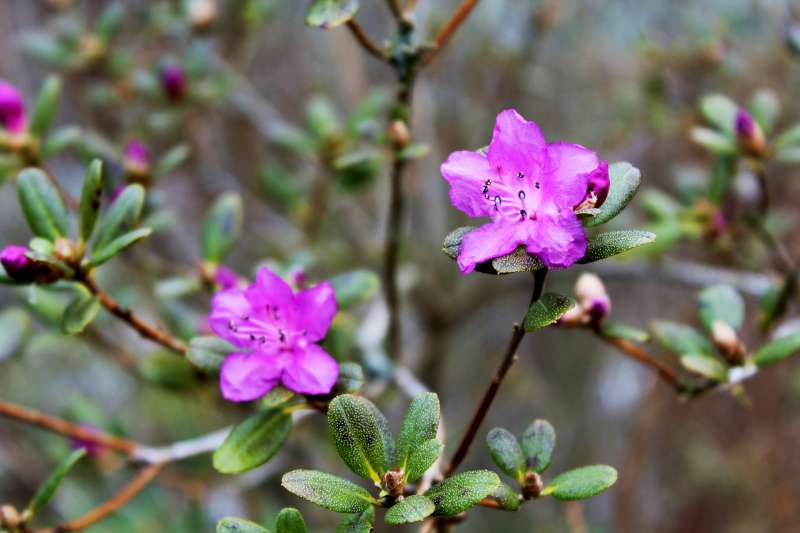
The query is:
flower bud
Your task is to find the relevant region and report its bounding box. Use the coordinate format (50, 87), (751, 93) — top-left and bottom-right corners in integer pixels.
(1, 245), (61, 284)
(381, 469), (405, 498)
(734, 109), (767, 158)
(711, 320), (747, 365)
(388, 119), (410, 147)
(574, 161), (610, 211)
(160, 63), (188, 102)
(0, 80), (27, 134)
(0, 505), (21, 529)
(53, 238), (77, 264)
(575, 272), (611, 323)
(213, 265), (239, 290)
(123, 140), (151, 179)
(188, 0), (218, 31)
(521, 471), (543, 499)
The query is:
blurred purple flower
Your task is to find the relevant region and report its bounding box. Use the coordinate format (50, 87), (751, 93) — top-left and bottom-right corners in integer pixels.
(214, 265), (239, 290)
(0, 80), (27, 134)
(70, 425), (103, 456)
(124, 140), (151, 169)
(209, 266), (339, 401)
(160, 63), (188, 101)
(1, 245), (60, 284)
(441, 109), (607, 272)
(577, 160), (610, 211)
(734, 108), (766, 156)
(734, 109), (757, 140)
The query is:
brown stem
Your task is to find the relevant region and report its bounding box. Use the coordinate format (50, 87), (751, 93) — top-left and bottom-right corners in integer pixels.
(443, 323), (526, 476)
(345, 20), (387, 61)
(0, 400), (137, 455)
(38, 464), (164, 533)
(597, 335), (681, 389)
(80, 273), (188, 355)
(423, 0), (482, 66)
(384, 145), (409, 362)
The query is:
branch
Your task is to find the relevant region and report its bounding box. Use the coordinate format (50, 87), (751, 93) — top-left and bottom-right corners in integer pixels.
(79, 273), (188, 355)
(423, 0), (482, 66)
(596, 334), (681, 389)
(345, 20), (387, 61)
(37, 463), (164, 533)
(443, 322), (526, 476)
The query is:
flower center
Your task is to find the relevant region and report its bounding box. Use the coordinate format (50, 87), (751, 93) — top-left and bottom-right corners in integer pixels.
(225, 304), (306, 350)
(480, 168), (542, 222)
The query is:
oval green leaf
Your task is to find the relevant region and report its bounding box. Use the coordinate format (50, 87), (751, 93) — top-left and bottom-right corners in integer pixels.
(486, 428), (525, 481)
(216, 517), (271, 533)
(521, 419), (556, 473)
(681, 355), (728, 382)
(405, 438), (443, 484)
(92, 183), (145, 251)
(385, 495), (435, 524)
(698, 284), (744, 332)
(306, 0), (359, 29)
(201, 192), (243, 263)
(425, 470), (500, 517)
(523, 293), (574, 332)
(213, 409), (292, 474)
(753, 331), (800, 368)
(88, 227), (152, 267)
(27, 449), (86, 517)
(490, 481), (521, 511)
(79, 159), (103, 242)
(541, 465), (617, 501)
(275, 507), (307, 533)
(584, 162), (642, 227)
(281, 470), (375, 513)
(397, 392), (440, 471)
(16, 167), (69, 240)
(327, 394), (394, 482)
(336, 507), (374, 533)
(29, 75), (61, 137)
(330, 270), (380, 310)
(651, 321), (715, 358)
(578, 230), (656, 264)
(186, 336), (232, 374)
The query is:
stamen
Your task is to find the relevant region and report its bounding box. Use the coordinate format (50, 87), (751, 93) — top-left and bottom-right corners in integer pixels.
(516, 171), (525, 179)
(518, 190), (525, 200)
(520, 209), (527, 219)
(228, 320), (238, 332)
(494, 195), (502, 210)
(535, 181), (540, 189)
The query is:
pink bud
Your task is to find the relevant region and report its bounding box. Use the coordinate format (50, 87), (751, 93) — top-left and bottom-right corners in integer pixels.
(214, 265), (239, 290)
(1, 245), (60, 284)
(124, 140), (150, 168)
(160, 63), (188, 101)
(574, 161), (610, 211)
(575, 272), (611, 323)
(734, 109), (766, 157)
(0, 81), (27, 134)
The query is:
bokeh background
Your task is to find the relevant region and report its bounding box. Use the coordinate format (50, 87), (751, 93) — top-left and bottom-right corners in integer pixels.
(2, 1), (800, 532)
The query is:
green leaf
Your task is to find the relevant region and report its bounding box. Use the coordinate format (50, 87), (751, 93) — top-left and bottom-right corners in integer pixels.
(404, 438), (443, 484)
(260, 387), (298, 410)
(138, 351), (196, 388)
(398, 143), (430, 161)
(585, 162), (642, 226)
(16, 168), (69, 240)
(697, 284), (745, 332)
(333, 361), (365, 394)
(774, 123), (800, 152)
(92, 184), (145, 251)
(521, 419), (556, 473)
(330, 270), (380, 309)
(202, 193), (243, 263)
(425, 470), (500, 517)
(523, 293), (574, 332)
(29, 75), (61, 137)
(336, 507), (374, 533)
(334, 150), (380, 191)
(61, 286), (100, 334)
(88, 227), (152, 267)
(275, 508), (307, 533)
(213, 409), (292, 474)
(216, 517), (271, 533)
(749, 89), (780, 134)
(491, 482), (521, 511)
(542, 465), (617, 501)
(681, 355), (728, 381)
(26, 449), (86, 517)
(651, 320), (715, 358)
(599, 322), (650, 343)
(442, 226), (472, 260)
(0, 307), (30, 361)
(486, 428), (525, 481)
(79, 160), (104, 242)
(153, 143), (191, 177)
(385, 495), (435, 524)
(281, 470), (376, 513)
(689, 127), (737, 155)
(306, 0), (359, 29)
(699, 93), (738, 135)
(397, 392), (440, 472)
(327, 394), (394, 482)
(578, 230), (656, 263)
(186, 336), (232, 374)
(753, 331), (800, 368)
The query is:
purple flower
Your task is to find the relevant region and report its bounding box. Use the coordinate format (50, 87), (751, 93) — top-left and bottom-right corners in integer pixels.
(209, 266), (339, 401)
(1, 245), (60, 284)
(0, 81), (27, 134)
(576, 160), (610, 211)
(734, 108), (766, 156)
(123, 140), (151, 169)
(160, 63), (188, 101)
(214, 265), (240, 290)
(441, 110), (608, 272)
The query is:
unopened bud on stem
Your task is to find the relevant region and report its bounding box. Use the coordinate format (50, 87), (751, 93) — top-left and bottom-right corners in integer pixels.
(735, 109), (767, 158)
(521, 471), (543, 499)
(711, 320), (747, 365)
(388, 119), (410, 148)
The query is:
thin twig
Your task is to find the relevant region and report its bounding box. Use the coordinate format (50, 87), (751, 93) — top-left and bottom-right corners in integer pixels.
(423, 0), (482, 66)
(38, 463), (164, 533)
(597, 335), (681, 389)
(80, 273), (188, 355)
(345, 20), (387, 60)
(442, 323), (526, 476)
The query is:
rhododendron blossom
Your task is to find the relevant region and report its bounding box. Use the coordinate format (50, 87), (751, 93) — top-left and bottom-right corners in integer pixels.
(209, 267), (339, 401)
(0, 80), (27, 134)
(441, 109), (609, 273)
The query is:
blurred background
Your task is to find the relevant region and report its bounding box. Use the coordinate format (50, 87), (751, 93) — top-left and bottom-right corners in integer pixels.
(2, 0), (800, 531)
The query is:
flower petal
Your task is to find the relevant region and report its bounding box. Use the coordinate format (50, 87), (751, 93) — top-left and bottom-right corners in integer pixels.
(220, 351), (284, 402)
(281, 344), (339, 395)
(293, 281), (337, 341)
(457, 221), (526, 274)
(543, 142), (599, 207)
(523, 208), (587, 268)
(208, 288), (253, 347)
(487, 109), (547, 177)
(245, 267), (294, 309)
(440, 150), (494, 217)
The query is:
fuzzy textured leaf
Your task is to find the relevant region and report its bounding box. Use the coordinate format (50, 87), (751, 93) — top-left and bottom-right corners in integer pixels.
(405, 438), (443, 484)
(542, 465), (617, 501)
(585, 162), (642, 226)
(17, 168), (69, 240)
(681, 355), (728, 381)
(213, 409), (292, 474)
(186, 336), (232, 374)
(698, 284), (744, 332)
(216, 518), (271, 533)
(281, 470), (375, 513)
(92, 184), (145, 251)
(578, 230), (656, 263)
(306, 0), (359, 29)
(397, 392), (440, 471)
(486, 428), (525, 481)
(491, 482), (521, 511)
(336, 507), (374, 533)
(275, 508), (307, 533)
(328, 394), (394, 482)
(425, 470), (500, 517)
(521, 419), (556, 473)
(524, 293), (574, 332)
(384, 495), (435, 524)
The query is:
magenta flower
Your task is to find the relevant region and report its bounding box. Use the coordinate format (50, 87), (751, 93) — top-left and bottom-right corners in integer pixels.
(209, 267), (339, 401)
(1, 245), (60, 284)
(160, 63), (188, 101)
(0, 80), (27, 134)
(213, 265), (239, 290)
(123, 140), (151, 169)
(441, 110), (608, 273)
